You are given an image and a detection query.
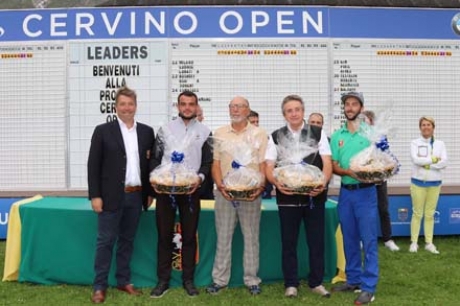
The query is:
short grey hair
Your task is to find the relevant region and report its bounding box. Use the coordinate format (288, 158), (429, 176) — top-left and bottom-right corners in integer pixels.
(281, 94), (304, 115)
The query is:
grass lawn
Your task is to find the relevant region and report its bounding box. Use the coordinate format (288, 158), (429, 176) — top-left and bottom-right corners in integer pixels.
(1, 237), (460, 305)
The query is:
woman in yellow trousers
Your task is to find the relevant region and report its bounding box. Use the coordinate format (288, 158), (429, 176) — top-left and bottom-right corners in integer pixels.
(409, 116), (448, 254)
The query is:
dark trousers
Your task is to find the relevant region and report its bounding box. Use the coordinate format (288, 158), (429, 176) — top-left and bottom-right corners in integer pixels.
(156, 192), (201, 283)
(199, 178), (214, 200)
(377, 182), (392, 242)
(93, 192), (142, 291)
(278, 203), (325, 288)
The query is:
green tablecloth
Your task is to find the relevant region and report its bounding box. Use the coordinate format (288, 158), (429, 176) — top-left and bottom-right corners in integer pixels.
(17, 197), (338, 287)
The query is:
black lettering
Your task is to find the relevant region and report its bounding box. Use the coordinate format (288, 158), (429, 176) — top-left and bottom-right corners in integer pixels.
(105, 46), (113, 59)
(99, 90), (117, 101)
(92, 65), (140, 76)
(87, 46), (149, 60)
(139, 46), (148, 59)
(100, 102), (116, 113)
(87, 46), (94, 60)
(95, 46), (102, 59)
(105, 77), (127, 88)
(122, 46), (129, 59)
(106, 115), (117, 122)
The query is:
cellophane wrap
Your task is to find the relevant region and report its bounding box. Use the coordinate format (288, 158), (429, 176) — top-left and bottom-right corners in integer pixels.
(216, 133), (264, 200)
(350, 109), (400, 183)
(272, 129), (324, 194)
(150, 126), (199, 194)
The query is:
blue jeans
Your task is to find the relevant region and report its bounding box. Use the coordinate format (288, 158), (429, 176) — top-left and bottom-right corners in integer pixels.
(338, 186), (378, 293)
(93, 192), (142, 291)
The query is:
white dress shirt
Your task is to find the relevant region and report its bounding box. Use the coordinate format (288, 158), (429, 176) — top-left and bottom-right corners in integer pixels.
(118, 120), (141, 187)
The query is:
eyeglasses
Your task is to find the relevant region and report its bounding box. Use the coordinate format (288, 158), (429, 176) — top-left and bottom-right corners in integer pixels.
(228, 104), (248, 110)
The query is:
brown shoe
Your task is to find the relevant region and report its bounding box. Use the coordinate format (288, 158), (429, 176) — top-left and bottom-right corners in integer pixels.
(117, 284), (142, 295)
(91, 290), (106, 304)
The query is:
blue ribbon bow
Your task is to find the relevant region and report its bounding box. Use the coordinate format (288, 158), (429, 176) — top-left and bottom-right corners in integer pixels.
(231, 160), (242, 169)
(375, 136), (389, 152)
(171, 151), (185, 163)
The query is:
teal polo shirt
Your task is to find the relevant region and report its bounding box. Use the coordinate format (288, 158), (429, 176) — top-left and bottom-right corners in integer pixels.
(331, 124), (371, 185)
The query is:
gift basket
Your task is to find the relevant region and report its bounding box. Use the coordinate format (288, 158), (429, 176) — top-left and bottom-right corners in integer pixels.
(150, 127), (199, 194)
(350, 109), (400, 183)
(217, 133), (264, 201)
(272, 129), (324, 194)
(350, 144), (397, 182)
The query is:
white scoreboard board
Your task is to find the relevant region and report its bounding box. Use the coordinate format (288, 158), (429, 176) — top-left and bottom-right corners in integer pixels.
(169, 40), (330, 134)
(169, 39), (460, 187)
(0, 43), (67, 190)
(1, 6), (459, 191)
(331, 40), (460, 186)
(68, 41), (169, 189)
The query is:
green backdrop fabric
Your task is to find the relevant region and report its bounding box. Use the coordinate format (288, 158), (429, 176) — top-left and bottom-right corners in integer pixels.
(18, 197), (338, 288)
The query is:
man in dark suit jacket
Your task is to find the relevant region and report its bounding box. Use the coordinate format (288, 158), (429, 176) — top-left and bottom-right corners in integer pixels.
(87, 86), (155, 304)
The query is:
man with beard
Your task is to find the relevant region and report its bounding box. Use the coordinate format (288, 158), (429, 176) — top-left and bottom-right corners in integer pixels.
(149, 90), (212, 298)
(330, 92), (378, 305)
(206, 96), (267, 296)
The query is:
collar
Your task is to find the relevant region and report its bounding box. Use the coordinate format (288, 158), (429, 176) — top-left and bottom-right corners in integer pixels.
(228, 121), (251, 133)
(339, 121), (365, 134)
(175, 116), (198, 127)
(287, 121), (305, 134)
(118, 119), (137, 131)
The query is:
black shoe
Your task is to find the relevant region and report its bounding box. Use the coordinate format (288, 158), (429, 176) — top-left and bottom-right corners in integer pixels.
(183, 281), (199, 297)
(248, 285), (261, 295)
(150, 282), (169, 298)
(332, 283), (361, 293)
(206, 282), (227, 295)
(354, 291), (375, 305)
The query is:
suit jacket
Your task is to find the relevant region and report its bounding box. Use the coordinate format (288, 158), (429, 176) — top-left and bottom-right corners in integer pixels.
(88, 120), (155, 211)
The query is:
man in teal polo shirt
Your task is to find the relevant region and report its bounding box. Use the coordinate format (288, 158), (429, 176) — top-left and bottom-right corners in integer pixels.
(330, 92), (378, 305)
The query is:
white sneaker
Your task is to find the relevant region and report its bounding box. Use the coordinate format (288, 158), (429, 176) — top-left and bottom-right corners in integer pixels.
(311, 285), (330, 298)
(285, 287), (297, 297)
(409, 242), (418, 253)
(425, 243), (440, 254)
(384, 240), (400, 251)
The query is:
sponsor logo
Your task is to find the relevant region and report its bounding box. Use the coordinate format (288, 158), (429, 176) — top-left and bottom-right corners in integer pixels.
(397, 208), (408, 222)
(172, 222), (199, 271)
(452, 13), (460, 35)
(434, 210), (440, 224)
(449, 208), (460, 224)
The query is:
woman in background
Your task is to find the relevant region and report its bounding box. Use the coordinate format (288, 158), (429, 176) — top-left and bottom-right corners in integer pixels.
(409, 116), (448, 254)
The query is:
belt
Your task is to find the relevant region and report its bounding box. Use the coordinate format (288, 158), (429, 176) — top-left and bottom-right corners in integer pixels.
(341, 183), (375, 190)
(124, 185), (142, 193)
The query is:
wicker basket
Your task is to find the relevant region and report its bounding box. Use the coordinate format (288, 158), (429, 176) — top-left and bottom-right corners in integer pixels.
(152, 182), (193, 195)
(354, 167), (394, 183)
(226, 188), (259, 201)
(284, 183), (323, 195)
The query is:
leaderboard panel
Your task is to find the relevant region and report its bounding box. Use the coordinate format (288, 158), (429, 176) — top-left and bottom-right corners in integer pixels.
(67, 41), (169, 189)
(0, 43), (67, 190)
(331, 39), (460, 186)
(169, 40), (330, 134)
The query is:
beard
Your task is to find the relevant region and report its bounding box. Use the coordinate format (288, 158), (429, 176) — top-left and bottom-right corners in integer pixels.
(345, 111), (360, 121)
(230, 115), (246, 123)
(179, 112), (196, 120)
